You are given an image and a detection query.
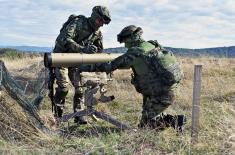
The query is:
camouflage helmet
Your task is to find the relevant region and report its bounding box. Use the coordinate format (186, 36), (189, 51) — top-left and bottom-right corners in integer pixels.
(117, 25), (143, 43)
(91, 6), (111, 24)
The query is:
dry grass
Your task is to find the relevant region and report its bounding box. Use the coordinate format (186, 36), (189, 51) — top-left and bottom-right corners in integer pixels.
(0, 90), (50, 149)
(0, 56), (234, 154)
(2, 57), (43, 71)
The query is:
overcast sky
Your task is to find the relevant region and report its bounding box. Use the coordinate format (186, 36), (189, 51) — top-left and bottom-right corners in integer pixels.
(0, 0), (234, 48)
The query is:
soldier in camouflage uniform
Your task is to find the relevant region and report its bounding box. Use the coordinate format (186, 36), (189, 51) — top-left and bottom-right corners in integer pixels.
(53, 6), (111, 124)
(79, 25), (186, 131)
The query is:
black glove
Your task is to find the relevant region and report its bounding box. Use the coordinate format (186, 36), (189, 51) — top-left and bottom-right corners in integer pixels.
(82, 45), (98, 53)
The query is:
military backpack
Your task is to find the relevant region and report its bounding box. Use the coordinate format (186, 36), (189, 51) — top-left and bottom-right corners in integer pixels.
(144, 40), (183, 86)
(59, 14), (84, 32)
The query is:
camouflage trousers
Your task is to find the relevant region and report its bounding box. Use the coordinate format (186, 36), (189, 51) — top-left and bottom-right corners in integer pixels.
(54, 67), (83, 117)
(139, 90), (175, 126)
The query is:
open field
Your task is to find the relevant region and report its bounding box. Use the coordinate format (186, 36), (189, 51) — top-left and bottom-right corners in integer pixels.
(0, 56), (235, 154)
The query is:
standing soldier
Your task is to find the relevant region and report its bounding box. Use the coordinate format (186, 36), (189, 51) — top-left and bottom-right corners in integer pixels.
(79, 25), (186, 132)
(52, 6), (111, 125)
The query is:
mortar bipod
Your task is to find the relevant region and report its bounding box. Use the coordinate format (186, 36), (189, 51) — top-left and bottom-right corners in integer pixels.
(60, 80), (131, 130)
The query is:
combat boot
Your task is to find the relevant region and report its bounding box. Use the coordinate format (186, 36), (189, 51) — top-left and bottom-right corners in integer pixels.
(53, 100), (64, 128)
(72, 85), (87, 125)
(149, 114), (170, 130)
(175, 115), (187, 135)
(161, 114), (187, 134)
(144, 114), (187, 133)
(53, 88), (68, 127)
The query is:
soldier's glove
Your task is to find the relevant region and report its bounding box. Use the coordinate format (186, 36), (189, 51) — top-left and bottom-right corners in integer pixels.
(82, 45), (98, 53)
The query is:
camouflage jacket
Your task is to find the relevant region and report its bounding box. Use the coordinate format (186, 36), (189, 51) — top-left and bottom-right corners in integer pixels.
(80, 40), (180, 95)
(53, 15), (103, 53)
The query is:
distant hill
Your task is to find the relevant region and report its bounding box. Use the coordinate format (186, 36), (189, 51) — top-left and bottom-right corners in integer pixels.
(166, 46), (235, 57)
(0, 46), (52, 53)
(104, 47), (127, 53)
(105, 46), (235, 57)
(0, 48), (42, 59)
(0, 45), (234, 57)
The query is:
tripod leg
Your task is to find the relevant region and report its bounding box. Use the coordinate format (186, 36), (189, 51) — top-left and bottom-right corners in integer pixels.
(61, 110), (87, 122)
(94, 111), (130, 130)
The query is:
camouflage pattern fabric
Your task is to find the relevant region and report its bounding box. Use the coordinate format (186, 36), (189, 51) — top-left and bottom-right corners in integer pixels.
(107, 41), (180, 125)
(54, 67), (83, 115)
(80, 39), (181, 127)
(53, 15), (103, 53)
(53, 13), (104, 118)
(139, 90), (175, 127)
(143, 43), (183, 85)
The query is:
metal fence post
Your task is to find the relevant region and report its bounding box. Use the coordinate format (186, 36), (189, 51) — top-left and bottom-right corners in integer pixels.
(191, 65), (202, 144)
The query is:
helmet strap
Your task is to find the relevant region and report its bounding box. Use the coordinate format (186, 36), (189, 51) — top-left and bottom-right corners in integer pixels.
(124, 35), (144, 48)
(88, 17), (100, 31)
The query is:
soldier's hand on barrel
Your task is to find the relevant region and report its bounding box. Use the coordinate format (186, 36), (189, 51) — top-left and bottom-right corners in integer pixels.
(83, 45), (98, 53)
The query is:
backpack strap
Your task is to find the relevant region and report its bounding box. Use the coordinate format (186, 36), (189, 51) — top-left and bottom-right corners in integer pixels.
(60, 15), (84, 32)
(147, 40), (162, 49)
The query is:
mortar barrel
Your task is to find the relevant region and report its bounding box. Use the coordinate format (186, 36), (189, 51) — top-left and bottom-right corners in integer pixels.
(44, 53), (123, 68)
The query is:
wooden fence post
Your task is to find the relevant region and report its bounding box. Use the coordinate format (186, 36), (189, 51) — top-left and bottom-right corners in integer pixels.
(0, 61), (2, 95)
(191, 65), (202, 144)
(0, 61), (2, 87)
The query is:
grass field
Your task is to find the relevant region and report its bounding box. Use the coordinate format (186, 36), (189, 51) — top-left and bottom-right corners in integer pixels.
(0, 56), (235, 154)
